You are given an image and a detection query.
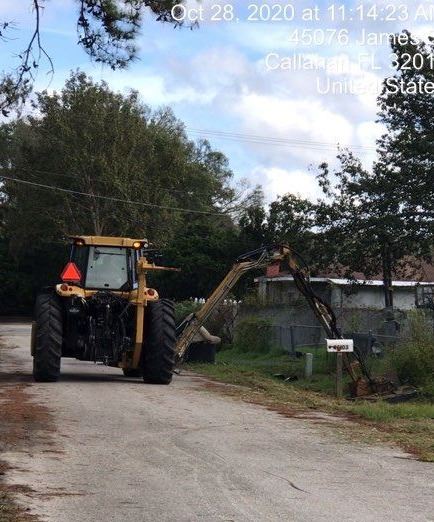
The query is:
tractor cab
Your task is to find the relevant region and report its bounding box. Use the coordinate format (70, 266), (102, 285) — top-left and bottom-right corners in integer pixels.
(64, 236), (148, 292)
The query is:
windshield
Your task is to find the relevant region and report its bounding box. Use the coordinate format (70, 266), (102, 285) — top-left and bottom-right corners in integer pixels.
(85, 246), (129, 290)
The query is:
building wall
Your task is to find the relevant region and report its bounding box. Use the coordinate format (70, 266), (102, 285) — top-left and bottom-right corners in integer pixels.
(243, 300), (414, 341)
(258, 279), (331, 306)
(330, 285), (417, 311)
(252, 278), (432, 337)
(259, 278), (419, 311)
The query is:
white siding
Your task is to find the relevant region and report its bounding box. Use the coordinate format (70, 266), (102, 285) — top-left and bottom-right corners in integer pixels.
(331, 286), (417, 310)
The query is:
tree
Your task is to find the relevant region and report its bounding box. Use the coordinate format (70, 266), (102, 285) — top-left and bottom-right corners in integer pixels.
(238, 187), (270, 251)
(153, 214), (240, 299)
(0, 71), (239, 309)
(236, 188), (319, 299)
(0, 0), (186, 115)
(2, 71), (235, 240)
(376, 31), (434, 227)
(314, 32), (434, 309)
(238, 189), (316, 256)
(267, 193), (316, 257)
(315, 148), (432, 309)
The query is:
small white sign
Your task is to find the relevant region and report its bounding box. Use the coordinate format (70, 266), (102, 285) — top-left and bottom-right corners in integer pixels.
(326, 339), (354, 353)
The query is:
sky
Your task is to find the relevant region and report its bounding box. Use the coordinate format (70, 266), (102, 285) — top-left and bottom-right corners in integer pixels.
(1, 0), (433, 202)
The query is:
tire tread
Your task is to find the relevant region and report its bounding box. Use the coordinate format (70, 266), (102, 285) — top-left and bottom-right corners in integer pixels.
(142, 299), (176, 384)
(33, 293), (63, 382)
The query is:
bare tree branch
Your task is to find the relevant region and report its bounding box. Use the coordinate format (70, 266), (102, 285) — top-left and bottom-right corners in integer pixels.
(0, 0), (187, 115)
(0, 0), (53, 116)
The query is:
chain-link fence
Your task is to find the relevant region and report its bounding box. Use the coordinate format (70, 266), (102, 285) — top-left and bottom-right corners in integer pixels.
(269, 324), (404, 359)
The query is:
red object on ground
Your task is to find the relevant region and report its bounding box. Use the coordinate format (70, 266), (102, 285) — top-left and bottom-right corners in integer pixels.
(61, 262), (82, 283)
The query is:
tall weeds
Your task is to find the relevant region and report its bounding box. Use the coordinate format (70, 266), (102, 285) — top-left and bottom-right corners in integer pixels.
(393, 311), (434, 397)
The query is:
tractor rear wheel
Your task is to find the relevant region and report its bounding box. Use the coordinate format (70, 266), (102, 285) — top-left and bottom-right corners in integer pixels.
(142, 299), (176, 384)
(33, 293), (63, 382)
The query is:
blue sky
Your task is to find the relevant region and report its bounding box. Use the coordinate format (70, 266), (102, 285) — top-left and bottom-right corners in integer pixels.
(1, 0), (432, 201)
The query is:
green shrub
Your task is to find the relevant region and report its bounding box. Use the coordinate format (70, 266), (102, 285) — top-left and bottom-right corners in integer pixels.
(234, 317), (272, 354)
(174, 300), (202, 325)
(392, 311), (434, 394)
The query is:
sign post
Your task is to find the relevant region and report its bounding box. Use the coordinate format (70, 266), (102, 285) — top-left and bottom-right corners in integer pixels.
(326, 339), (354, 399)
(336, 352), (343, 399)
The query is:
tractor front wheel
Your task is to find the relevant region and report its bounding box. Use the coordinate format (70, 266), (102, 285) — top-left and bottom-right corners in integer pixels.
(33, 293), (63, 382)
(142, 299), (176, 384)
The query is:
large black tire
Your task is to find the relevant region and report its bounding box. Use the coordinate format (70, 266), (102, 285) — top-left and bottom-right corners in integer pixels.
(33, 293), (63, 382)
(142, 299), (176, 384)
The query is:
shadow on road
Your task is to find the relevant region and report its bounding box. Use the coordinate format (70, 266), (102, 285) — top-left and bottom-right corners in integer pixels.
(0, 370), (147, 385)
(0, 371), (33, 384)
(56, 372), (144, 384)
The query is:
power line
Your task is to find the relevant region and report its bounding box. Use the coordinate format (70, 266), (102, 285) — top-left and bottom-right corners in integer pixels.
(186, 127), (377, 152)
(191, 132), (340, 152)
(10, 166), (221, 199)
(31, 112), (377, 153)
(0, 175), (229, 217)
(187, 127), (377, 150)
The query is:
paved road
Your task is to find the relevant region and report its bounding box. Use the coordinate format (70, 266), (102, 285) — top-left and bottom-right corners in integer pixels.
(0, 322), (433, 522)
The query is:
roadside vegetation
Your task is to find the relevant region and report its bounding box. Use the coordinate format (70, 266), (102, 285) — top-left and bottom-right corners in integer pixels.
(391, 312), (434, 398)
(190, 315), (434, 462)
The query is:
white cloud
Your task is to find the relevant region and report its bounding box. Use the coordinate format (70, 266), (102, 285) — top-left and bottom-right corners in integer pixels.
(81, 68), (216, 107)
(357, 121), (383, 149)
(232, 92), (354, 166)
(356, 121), (384, 169)
(237, 93), (352, 143)
(252, 166), (323, 202)
(190, 47), (250, 88)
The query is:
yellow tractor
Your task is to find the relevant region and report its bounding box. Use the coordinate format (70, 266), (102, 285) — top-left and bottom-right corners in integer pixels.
(31, 237), (394, 396)
(31, 236), (178, 384)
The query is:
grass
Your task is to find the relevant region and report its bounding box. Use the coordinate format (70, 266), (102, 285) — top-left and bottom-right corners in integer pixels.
(189, 347), (434, 462)
(350, 401), (434, 421)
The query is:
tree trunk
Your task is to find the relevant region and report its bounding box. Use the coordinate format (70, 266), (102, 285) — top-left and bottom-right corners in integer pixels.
(382, 244), (394, 309)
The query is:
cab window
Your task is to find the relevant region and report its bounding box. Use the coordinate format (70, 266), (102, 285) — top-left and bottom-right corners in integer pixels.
(85, 246), (129, 290)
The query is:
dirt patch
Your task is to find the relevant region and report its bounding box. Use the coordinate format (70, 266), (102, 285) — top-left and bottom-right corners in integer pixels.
(0, 346), (58, 521)
(0, 383), (54, 453)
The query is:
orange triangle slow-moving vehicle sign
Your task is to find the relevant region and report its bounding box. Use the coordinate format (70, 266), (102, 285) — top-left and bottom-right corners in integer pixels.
(60, 262), (82, 283)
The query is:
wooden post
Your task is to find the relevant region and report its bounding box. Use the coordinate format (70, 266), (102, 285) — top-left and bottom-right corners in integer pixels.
(336, 352), (343, 399)
(289, 325), (295, 354)
(305, 353), (313, 380)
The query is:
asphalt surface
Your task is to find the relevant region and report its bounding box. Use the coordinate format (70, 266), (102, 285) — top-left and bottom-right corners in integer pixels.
(0, 322), (433, 522)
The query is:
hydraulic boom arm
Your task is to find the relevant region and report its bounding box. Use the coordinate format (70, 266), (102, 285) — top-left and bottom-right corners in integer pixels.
(175, 244), (378, 387)
(176, 243), (401, 397)
(175, 245), (286, 361)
